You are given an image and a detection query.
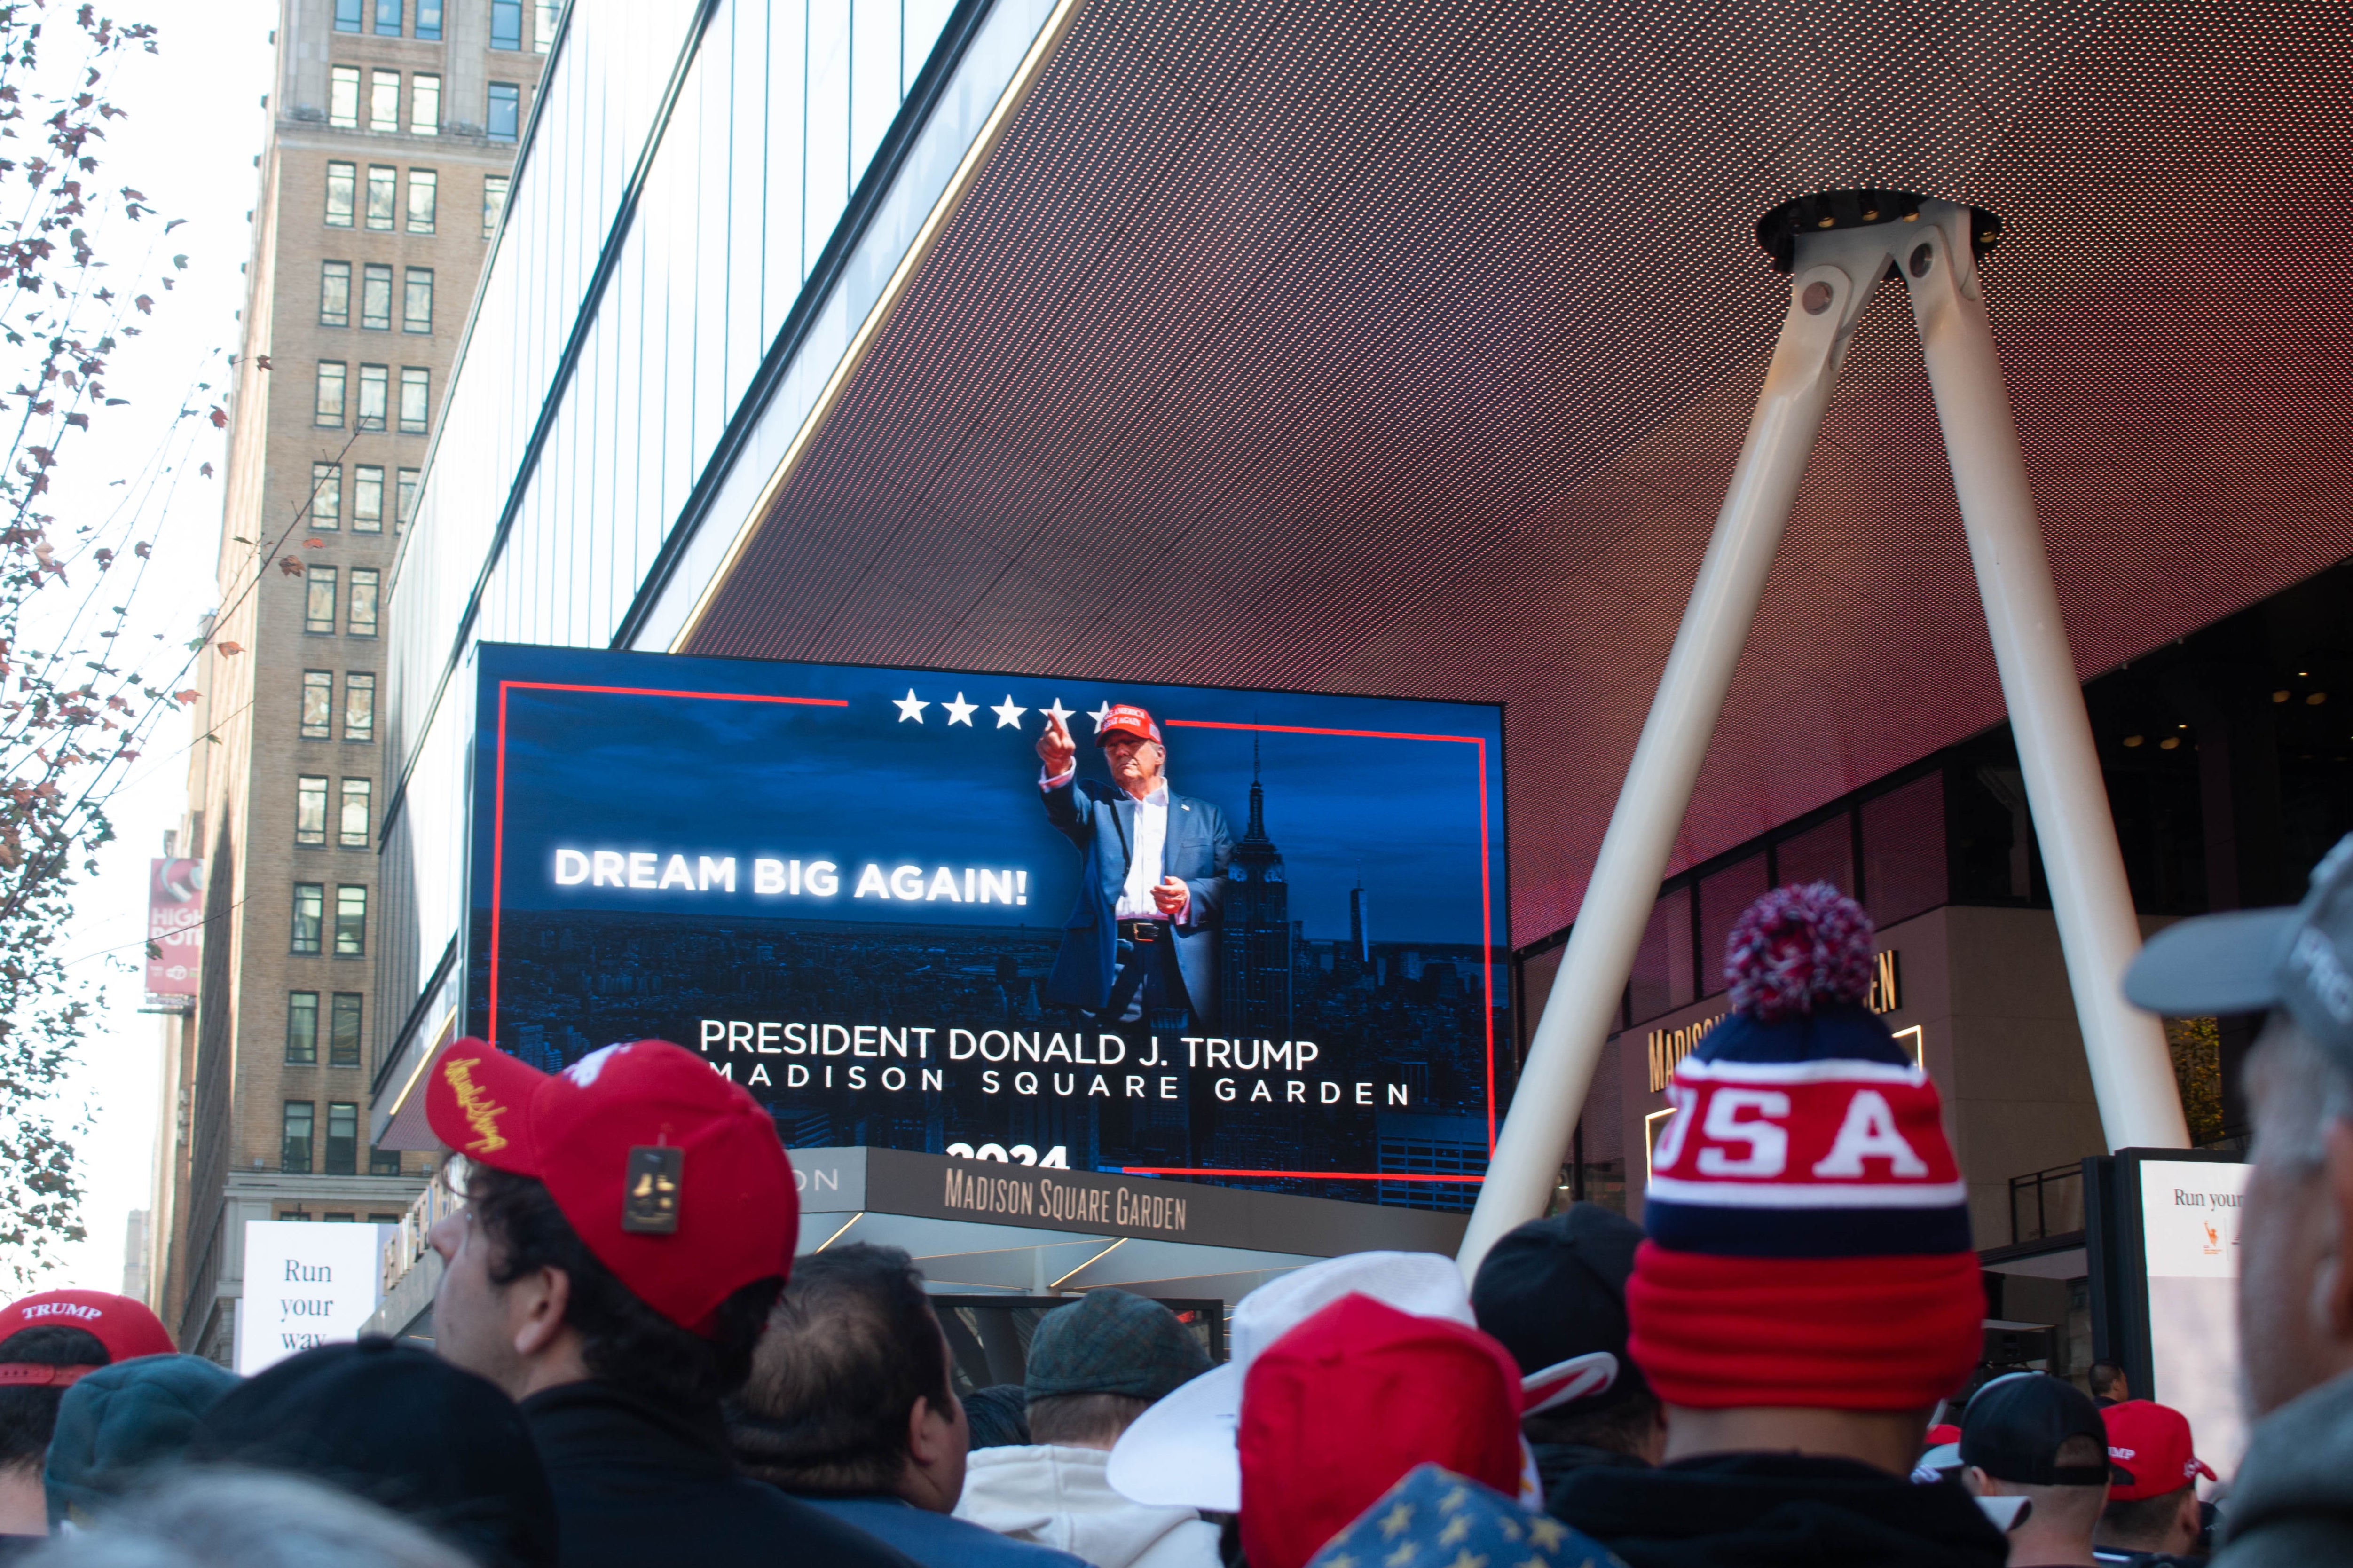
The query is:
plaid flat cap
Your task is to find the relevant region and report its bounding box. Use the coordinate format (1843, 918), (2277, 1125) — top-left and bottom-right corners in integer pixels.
(1026, 1288), (1211, 1402)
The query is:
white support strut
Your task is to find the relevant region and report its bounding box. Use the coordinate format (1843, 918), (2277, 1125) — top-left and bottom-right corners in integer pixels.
(1904, 201), (2188, 1150)
(1455, 228), (1897, 1278)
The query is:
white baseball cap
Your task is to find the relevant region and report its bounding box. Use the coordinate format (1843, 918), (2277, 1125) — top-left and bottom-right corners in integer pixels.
(1103, 1250), (1475, 1512)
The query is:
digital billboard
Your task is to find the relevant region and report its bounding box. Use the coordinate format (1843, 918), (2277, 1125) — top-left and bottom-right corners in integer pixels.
(468, 644), (1508, 1206)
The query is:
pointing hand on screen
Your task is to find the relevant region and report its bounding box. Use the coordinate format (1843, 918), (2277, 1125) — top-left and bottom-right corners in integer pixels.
(1037, 711), (1077, 774)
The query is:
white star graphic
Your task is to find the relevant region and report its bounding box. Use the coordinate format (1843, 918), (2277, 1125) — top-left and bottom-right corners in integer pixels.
(1043, 698), (1073, 726)
(1086, 701), (1113, 732)
(943, 692), (976, 726)
(991, 695), (1027, 729)
(892, 689), (929, 723)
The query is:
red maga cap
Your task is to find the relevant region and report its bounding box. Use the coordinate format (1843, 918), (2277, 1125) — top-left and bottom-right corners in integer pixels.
(0, 1290), (174, 1385)
(2103, 1399), (2216, 1501)
(1238, 1294), (1525, 1568)
(1095, 704), (1162, 745)
(426, 1038), (797, 1334)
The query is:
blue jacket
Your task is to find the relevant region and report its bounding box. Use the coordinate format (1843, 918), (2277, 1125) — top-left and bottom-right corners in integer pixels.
(1042, 777), (1233, 1022)
(797, 1495), (1092, 1568)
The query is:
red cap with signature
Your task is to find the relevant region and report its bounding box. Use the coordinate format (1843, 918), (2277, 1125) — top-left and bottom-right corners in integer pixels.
(426, 1038), (797, 1335)
(1096, 704), (1162, 745)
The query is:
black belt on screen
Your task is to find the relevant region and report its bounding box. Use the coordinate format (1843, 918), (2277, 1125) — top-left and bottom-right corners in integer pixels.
(1117, 919), (1168, 942)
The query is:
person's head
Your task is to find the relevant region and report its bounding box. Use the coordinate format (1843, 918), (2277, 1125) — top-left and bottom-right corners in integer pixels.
(23, 1469), (477, 1568)
(1470, 1204), (1663, 1463)
(1959, 1373), (2126, 1563)
(1628, 884), (1983, 1473)
(190, 1337), (557, 1568)
(45, 1354), (239, 1530)
(2087, 1362), (2128, 1403)
(725, 1244), (967, 1512)
(1025, 1289), (1210, 1450)
(1096, 705), (1166, 798)
(1237, 1295), (1524, 1568)
(0, 1292), (174, 1481)
(423, 1039), (797, 1407)
(2095, 1400), (2211, 1557)
(2124, 832), (2353, 1418)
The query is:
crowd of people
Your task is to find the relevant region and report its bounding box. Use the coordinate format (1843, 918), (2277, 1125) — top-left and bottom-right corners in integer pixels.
(0, 851), (2345, 1567)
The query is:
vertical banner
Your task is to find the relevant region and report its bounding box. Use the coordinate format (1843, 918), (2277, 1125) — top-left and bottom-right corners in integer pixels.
(145, 857), (205, 1000)
(235, 1220), (386, 1374)
(2135, 1156), (2249, 1484)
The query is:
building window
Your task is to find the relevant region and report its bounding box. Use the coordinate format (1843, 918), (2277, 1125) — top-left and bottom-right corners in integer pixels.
(334, 886), (367, 956)
(410, 73), (440, 134)
(329, 66), (360, 129)
(325, 1103), (360, 1175)
(406, 168), (436, 233)
(286, 992), (320, 1065)
(348, 568), (381, 636)
(319, 260), (351, 327)
(396, 468), (419, 527)
(535, 0), (558, 50)
(369, 69), (400, 133)
(481, 173), (509, 238)
(357, 364), (388, 429)
(415, 0), (441, 40)
(402, 268), (433, 334)
(334, 0), (362, 31)
(296, 776), (329, 846)
(339, 779), (371, 848)
(331, 995), (363, 1068)
(314, 362), (346, 426)
(365, 165), (396, 229)
(344, 673), (376, 741)
(282, 1103), (316, 1174)
(487, 82), (519, 141)
(301, 671), (335, 739)
(398, 368), (429, 433)
(490, 0), (522, 48)
(291, 883), (324, 954)
(374, 0), (401, 36)
(309, 462), (341, 529)
(370, 1150), (403, 1177)
(360, 263), (392, 331)
(325, 161), (356, 227)
(305, 567), (338, 635)
(353, 465), (385, 532)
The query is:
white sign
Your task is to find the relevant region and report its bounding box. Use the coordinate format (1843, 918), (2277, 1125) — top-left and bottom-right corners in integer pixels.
(235, 1221), (387, 1375)
(2138, 1159), (2249, 1487)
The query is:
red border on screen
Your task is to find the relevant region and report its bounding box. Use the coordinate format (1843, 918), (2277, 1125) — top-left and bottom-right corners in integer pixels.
(488, 686), (1501, 1186)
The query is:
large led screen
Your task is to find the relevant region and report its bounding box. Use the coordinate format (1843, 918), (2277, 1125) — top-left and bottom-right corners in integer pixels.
(468, 644), (1508, 1206)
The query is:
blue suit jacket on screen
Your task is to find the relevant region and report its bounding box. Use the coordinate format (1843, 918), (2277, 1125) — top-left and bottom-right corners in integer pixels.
(1042, 777), (1234, 1022)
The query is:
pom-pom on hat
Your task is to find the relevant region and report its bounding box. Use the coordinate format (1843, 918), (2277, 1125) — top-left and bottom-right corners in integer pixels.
(1628, 883), (1983, 1412)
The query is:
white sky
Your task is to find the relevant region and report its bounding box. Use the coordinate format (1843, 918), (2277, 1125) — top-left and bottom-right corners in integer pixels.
(16, 0), (278, 1292)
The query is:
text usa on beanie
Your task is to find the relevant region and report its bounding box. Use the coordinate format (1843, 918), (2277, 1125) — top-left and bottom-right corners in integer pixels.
(1626, 882), (1984, 1411)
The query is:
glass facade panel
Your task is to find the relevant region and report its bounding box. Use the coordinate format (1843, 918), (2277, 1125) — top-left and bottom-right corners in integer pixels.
(331, 996), (365, 1068)
(310, 462), (340, 528)
(291, 884), (324, 954)
(335, 886), (368, 956)
(340, 779), (372, 847)
(370, 69), (401, 133)
(354, 465), (385, 531)
(305, 567), (338, 634)
(366, 165), (397, 229)
(1628, 885), (1695, 1025)
(358, 364), (389, 429)
(408, 169), (437, 233)
(361, 263), (393, 331)
(535, 0), (559, 50)
(313, 363), (345, 426)
(1862, 773), (1948, 929)
(1774, 812), (1855, 897)
(491, 0), (522, 48)
(375, 0), (401, 35)
(488, 82), (520, 140)
(296, 776), (329, 845)
(411, 74), (441, 134)
(286, 993), (320, 1065)
(335, 0), (362, 30)
(349, 568), (381, 636)
(329, 66), (361, 128)
(282, 1103), (315, 1174)
(301, 671), (334, 739)
(1695, 854), (1770, 998)
(404, 269), (433, 333)
(481, 173), (509, 237)
(399, 368), (430, 433)
(345, 673), (377, 740)
(325, 162), (356, 227)
(416, 0), (441, 40)
(319, 260), (351, 326)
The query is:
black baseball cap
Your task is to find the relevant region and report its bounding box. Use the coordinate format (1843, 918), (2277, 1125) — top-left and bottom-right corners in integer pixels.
(1469, 1203), (1647, 1414)
(1960, 1373), (2132, 1487)
(2126, 833), (2353, 1060)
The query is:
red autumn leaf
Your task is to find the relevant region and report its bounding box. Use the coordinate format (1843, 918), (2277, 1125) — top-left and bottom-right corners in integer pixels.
(133, 295), (152, 314)
(199, 462), (214, 477)
(172, 689), (198, 704)
(207, 406), (225, 428)
(215, 640), (242, 655)
(277, 555), (303, 576)
(302, 537), (326, 549)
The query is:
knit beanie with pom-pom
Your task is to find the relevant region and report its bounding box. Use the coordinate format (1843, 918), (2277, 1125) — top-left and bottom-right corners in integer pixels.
(1626, 882), (1983, 1411)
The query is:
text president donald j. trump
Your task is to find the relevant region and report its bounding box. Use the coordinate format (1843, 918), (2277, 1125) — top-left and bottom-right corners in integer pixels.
(1036, 704), (1234, 1030)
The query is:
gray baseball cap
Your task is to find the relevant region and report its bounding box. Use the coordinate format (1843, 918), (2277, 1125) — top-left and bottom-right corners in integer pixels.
(2125, 833), (2353, 1058)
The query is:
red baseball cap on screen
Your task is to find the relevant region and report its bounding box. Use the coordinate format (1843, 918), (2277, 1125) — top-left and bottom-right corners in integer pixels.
(1237, 1293), (1525, 1568)
(426, 1038), (797, 1334)
(1095, 704), (1162, 745)
(2103, 1399), (2216, 1501)
(0, 1290), (174, 1385)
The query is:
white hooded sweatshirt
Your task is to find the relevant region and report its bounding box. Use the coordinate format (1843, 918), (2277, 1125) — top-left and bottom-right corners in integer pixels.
(956, 1445), (1222, 1568)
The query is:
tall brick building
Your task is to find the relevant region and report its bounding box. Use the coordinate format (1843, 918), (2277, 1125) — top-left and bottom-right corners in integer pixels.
(153, 0), (549, 1360)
